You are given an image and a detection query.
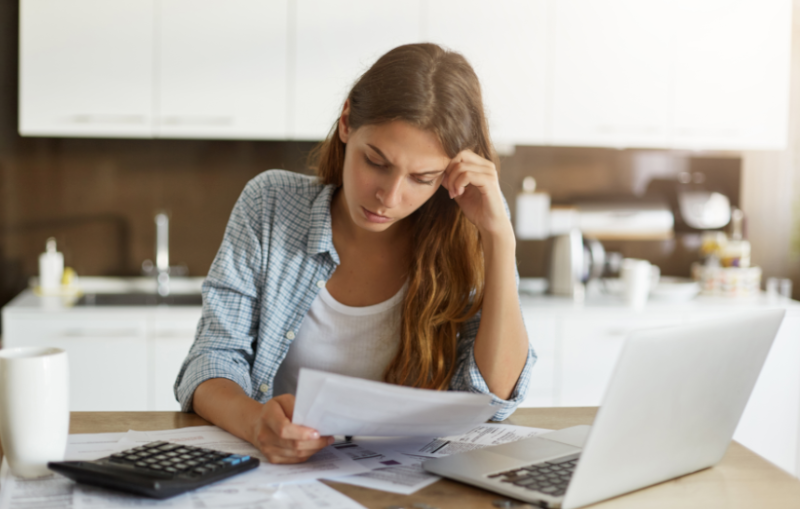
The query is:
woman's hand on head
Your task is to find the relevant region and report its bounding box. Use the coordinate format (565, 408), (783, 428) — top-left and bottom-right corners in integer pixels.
(441, 150), (513, 240)
(253, 394), (334, 464)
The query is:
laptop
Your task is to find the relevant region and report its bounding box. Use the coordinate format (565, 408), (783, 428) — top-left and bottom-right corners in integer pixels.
(423, 309), (785, 509)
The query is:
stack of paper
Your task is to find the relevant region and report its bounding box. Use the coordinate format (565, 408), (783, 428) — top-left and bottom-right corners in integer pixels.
(293, 369), (499, 436)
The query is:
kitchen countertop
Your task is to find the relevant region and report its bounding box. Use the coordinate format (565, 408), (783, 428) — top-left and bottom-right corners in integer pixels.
(4, 277), (206, 313)
(4, 276), (799, 314)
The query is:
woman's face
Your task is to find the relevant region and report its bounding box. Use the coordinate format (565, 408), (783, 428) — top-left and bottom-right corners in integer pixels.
(338, 113), (451, 234)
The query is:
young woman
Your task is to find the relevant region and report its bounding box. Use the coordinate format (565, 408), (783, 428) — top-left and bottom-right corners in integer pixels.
(175, 43), (536, 464)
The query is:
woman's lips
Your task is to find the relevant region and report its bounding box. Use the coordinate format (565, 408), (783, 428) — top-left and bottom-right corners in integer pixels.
(362, 206), (391, 223)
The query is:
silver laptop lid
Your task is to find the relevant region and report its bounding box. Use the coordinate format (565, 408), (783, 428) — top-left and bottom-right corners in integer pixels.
(563, 309), (785, 509)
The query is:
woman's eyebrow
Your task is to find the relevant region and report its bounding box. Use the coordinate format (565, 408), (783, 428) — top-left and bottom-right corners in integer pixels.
(366, 144), (446, 175)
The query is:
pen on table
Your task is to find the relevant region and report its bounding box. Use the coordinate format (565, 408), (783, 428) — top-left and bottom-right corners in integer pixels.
(345, 436), (353, 442)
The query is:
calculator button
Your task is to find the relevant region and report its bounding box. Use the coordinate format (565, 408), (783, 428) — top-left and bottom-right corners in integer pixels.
(165, 452), (178, 457)
(144, 458), (157, 464)
(192, 467), (209, 475)
(164, 467), (178, 474)
(175, 463), (189, 470)
(150, 464), (164, 470)
(186, 460), (199, 467)
(169, 457), (182, 464)
(179, 454), (192, 460)
(175, 448), (189, 454)
(135, 461), (148, 468)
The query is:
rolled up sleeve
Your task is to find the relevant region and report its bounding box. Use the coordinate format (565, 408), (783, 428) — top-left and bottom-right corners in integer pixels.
(449, 310), (537, 421)
(174, 180), (265, 412)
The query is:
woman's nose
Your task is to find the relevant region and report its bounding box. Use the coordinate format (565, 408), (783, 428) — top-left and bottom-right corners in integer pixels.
(377, 176), (403, 208)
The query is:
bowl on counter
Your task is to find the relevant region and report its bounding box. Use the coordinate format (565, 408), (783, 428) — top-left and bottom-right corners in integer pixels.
(650, 277), (701, 302)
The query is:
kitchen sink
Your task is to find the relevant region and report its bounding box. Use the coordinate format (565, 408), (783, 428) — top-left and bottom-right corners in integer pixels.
(75, 293), (203, 307)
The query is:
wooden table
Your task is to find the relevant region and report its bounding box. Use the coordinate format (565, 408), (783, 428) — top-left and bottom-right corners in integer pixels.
(3, 408), (800, 508)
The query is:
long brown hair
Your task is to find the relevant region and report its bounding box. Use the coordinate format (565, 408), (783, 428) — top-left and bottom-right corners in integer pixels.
(310, 43), (498, 390)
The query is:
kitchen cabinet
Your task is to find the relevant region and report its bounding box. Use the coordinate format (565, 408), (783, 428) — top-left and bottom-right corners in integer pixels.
(19, 0), (156, 137)
(424, 0), (549, 146)
(156, 0), (288, 139)
(551, 0), (792, 150)
(19, 0), (289, 139)
(19, 0), (792, 149)
(670, 0), (792, 150)
(291, 0), (422, 140)
(550, 0), (673, 148)
(3, 312), (149, 411)
(2, 288), (201, 412)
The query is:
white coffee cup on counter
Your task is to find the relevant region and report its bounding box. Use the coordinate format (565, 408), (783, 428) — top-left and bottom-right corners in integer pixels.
(0, 347), (69, 478)
(621, 258), (660, 309)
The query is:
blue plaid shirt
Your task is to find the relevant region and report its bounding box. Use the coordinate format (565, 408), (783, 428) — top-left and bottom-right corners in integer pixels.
(174, 170), (536, 421)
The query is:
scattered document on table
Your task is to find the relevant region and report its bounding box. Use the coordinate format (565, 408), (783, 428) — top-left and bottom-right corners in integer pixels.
(0, 459), (364, 509)
(293, 368), (498, 437)
(329, 454), (439, 495)
(327, 423), (552, 495)
(72, 477), (366, 509)
(0, 428), (369, 509)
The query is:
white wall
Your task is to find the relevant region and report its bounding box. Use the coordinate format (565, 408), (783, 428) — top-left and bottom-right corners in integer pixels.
(741, 0), (800, 297)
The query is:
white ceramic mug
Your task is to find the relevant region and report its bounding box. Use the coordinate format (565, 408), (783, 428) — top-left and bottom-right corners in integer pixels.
(0, 347), (69, 478)
(621, 258), (660, 309)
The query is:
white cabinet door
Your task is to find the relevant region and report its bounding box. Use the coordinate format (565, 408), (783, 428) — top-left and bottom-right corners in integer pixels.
(671, 0), (792, 150)
(550, 0), (673, 148)
(424, 0), (549, 146)
(19, 0), (155, 137)
(157, 0), (288, 139)
(520, 310), (557, 407)
(559, 312), (681, 406)
(150, 312), (201, 411)
(4, 313), (148, 411)
(733, 313), (800, 477)
(292, 0), (422, 140)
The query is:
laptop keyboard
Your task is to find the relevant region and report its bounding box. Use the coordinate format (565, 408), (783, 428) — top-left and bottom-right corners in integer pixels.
(488, 453), (580, 498)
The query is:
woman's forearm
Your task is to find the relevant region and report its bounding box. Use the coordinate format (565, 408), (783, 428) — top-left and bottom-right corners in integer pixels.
(193, 378), (262, 443)
(473, 228), (529, 399)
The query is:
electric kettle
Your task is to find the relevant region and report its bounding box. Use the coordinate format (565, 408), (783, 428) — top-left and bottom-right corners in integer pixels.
(548, 230), (606, 297)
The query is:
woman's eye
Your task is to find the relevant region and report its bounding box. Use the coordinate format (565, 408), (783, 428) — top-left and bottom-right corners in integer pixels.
(364, 155), (385, 168)
(414, 178), (435, 186)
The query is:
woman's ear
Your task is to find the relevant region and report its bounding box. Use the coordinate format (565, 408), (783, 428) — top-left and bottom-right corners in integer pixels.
(338, 99), (351, 144)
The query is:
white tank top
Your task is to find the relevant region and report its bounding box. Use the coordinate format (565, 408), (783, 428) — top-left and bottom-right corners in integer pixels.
(272, 282), (405, 397)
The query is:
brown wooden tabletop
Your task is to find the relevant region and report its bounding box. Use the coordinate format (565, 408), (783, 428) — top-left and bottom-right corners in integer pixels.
(2, 407), (800, 508)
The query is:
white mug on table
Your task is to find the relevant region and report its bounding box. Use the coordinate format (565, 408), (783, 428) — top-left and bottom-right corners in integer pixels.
(621, 258), (660, 309)
(0, 346), (69, 478)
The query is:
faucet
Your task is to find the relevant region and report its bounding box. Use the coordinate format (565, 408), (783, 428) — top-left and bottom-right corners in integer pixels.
(155, 212), (170, 296)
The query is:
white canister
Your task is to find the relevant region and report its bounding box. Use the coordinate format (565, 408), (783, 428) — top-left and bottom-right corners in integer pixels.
(38, 237), (64, 291)
(0, 347), (70, 478)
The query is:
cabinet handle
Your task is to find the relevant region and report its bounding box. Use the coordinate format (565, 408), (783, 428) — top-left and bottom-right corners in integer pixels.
(65, 114), (146, 125)
(60, 328), (141, 338)
(158, 116), (233, 126)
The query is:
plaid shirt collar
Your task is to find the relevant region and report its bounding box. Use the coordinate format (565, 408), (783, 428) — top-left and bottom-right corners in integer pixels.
(306, 182), (340, 265)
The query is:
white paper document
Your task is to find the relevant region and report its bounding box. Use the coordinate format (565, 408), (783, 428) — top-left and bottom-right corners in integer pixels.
(293, 369), (498, 437)
(329, 423), (551, 495)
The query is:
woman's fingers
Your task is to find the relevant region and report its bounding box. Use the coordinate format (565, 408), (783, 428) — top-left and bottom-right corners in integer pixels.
(443, 150), (497, 198)
(258, 395), (332, 463)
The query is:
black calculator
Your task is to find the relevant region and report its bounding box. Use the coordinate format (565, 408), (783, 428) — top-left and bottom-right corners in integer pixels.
(48, 441), (260, 499)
